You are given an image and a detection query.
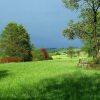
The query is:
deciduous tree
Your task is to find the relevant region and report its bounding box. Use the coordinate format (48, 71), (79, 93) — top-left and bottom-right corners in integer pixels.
(62, 0), (100, 58)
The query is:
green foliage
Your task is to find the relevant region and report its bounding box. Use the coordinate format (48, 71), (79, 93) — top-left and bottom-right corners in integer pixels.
(31, 43), (35, 51)
(67, 46), (75, 58)
(48, 48), (67, 56)
(32, 49), (45, 61)
(81, 40), (98, 58)
(32, 49), (52, 61)
(94, 57), (100, 64)
(62, 0), (100, 59)
(74, 49), (81, 57)
(55, 52), (61, 55)
(0, 22), (32, 61)
(63, 0), (80, 10)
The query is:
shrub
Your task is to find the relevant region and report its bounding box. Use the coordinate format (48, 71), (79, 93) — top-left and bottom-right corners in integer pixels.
(40, 49), (49, 60)
(32, 49), (52, 61)
(94, 57), (100, 64)
(0, 57), (23, 63)
(55, 52), (60, 55)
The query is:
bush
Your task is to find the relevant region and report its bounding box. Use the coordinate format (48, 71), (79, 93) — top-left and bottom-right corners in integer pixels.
(0, 57), (23, 63)
(55, 52), (61, 55)
(32, 49), (52, 61)
(47, 56), (53, 60)
(40, 49), (49, 59)
(94, 57), (100, 64)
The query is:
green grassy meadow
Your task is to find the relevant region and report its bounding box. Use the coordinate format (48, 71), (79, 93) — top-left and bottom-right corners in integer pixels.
(0, 59), (100, 100)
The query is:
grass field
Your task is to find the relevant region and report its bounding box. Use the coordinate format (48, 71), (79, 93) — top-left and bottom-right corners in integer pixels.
(0, 60), (100, 100)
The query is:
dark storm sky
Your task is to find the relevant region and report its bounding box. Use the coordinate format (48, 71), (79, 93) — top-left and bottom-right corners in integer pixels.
(0, 0), (82, 48)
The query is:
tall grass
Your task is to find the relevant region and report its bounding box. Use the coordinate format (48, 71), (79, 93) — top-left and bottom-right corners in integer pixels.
(0, 60), (100, 100)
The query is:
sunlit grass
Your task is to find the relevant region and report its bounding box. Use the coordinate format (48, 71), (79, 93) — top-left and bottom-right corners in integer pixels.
(0, 60), (100, 100)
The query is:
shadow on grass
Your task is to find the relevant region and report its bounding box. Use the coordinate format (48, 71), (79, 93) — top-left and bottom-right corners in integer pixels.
(32, 73), (100, 100)
(0, 72), (100, 100)
(0, 70), (9, 80)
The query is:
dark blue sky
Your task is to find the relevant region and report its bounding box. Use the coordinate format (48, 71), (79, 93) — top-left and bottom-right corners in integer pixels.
(0, 0), (82, 48)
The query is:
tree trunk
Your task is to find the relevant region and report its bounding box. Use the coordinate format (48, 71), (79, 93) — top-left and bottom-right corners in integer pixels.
(93, 12), (99, 59)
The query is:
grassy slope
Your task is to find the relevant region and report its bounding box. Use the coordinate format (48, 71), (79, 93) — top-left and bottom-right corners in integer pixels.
(0, 60), (100, 100)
